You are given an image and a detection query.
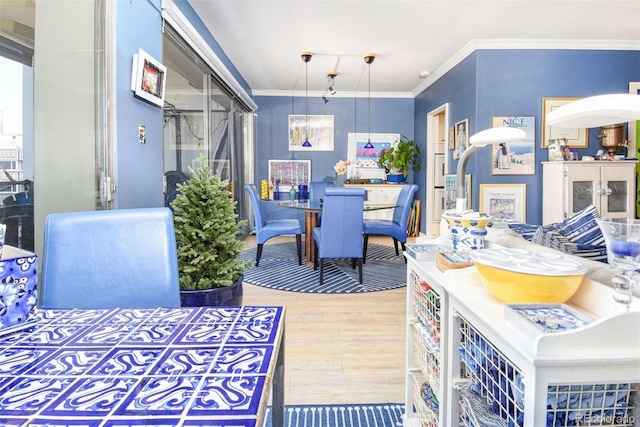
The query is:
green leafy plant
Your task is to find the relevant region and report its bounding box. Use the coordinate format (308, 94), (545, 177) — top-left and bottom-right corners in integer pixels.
(171, 155), (253, 290)
(377, 136), (422, 178)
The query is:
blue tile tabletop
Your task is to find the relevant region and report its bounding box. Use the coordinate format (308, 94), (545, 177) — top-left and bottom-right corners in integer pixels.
(0, 306), (285, 427)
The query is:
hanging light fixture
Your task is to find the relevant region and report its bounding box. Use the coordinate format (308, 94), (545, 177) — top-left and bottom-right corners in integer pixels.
(301, 51), (313, 147)
(363, 53), (376, 149)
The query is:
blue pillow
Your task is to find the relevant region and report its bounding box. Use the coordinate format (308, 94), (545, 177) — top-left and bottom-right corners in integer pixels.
(554, 204), (604, 246)
(507, 222), (539, 241)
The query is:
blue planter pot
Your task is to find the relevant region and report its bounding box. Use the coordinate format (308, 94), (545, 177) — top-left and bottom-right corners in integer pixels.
(180, 273), (244, 307)
(386, 173), (406, 184)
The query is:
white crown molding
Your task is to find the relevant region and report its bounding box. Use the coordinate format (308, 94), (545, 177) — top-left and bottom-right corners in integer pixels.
(252, 89), (414, 99)
(412, 38), (640, 97)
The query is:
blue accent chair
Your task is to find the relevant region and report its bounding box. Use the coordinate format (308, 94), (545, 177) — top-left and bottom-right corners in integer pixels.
(313, 187), (366, 285)
(245, 184), (302, 266)
(309, 181), (334, 200)
(309, 181), (334, 225)
(363, 184), (418, 262)
(40, 207), (181, 309)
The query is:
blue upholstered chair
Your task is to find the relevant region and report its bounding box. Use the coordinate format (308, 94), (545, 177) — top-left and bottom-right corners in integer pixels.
(40, 207), (181, 309)
(363, 184), (418, 262)
(244, 184), (302, 266)
(313, 187), (366, 285)
(309, 181), (334, 200)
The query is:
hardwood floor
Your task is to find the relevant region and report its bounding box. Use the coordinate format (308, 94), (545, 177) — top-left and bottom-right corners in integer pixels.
(241, 235), (408, 405)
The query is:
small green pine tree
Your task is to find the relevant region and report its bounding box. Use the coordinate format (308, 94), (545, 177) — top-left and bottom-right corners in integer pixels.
(171, 155), (253, 290)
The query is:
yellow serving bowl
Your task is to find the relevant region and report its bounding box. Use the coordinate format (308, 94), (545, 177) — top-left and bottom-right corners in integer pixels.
(469, 249), (587, 303)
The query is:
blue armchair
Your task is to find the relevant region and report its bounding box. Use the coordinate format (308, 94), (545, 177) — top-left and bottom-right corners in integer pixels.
(245, 184), (302, 266)
(363, 184), (418, 262)
(313, 187), (366, 285)
(40, 207), (181, 309)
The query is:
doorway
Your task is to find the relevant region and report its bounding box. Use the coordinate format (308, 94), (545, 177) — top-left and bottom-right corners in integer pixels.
(425, 104), (449, 236)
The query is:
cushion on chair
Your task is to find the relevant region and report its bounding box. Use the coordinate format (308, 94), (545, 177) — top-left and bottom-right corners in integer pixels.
(41, 208), (181, 309)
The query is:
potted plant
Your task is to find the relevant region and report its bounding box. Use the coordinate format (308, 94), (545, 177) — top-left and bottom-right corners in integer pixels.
(378, 135), (422, 183)
(171, 154), (253, 306)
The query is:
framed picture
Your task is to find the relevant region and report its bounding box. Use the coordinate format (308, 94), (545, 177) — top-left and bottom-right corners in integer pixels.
(454, 119), (469, 159)
(268, 159), (311, 191)
(629, 82), (640, 158)
(491, 117), (535, 175)
(448, 126), (455, 150)
(289, 115), (334, 151)
(542, 98), (588, 148)
(479, 183), (526, 223)
(444, 174), (471, 211)
(347, 132), (399, 179)
(130, 48), (167, 107)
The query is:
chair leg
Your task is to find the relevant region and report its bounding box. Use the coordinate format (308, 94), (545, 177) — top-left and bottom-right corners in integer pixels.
(256, 243), (264, 266)
(313, 242), (318, 270)
(296, 234), (302, 265)
(363, 234), (369, 264)
(392, 238), (400, 255)
(319, 258), (324, 285)
(401, 242), (407, 263)
(357, 258), (363, 283)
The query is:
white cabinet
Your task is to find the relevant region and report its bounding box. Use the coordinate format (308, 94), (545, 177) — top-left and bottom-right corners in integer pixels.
(344, 184), (402, 220)
(404, 249), (640, 427)
(542, 161), (637, 224)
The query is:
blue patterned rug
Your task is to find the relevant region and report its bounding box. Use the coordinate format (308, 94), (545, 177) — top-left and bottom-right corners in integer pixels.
(239, 243), (406, 293)
(262, 403), (404, 427)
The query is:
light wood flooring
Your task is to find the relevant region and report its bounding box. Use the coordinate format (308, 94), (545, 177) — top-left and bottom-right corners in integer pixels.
(241, 235), (409, 405)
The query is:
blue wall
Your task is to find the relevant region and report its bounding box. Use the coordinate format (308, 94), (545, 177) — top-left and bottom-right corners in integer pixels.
(415, 49), (640, 226)
(254, 95), (414, 183)
(114, 0), (250, 209)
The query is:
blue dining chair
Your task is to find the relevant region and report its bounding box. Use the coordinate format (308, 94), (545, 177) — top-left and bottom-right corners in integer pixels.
(363, 184), (418, 262)
(245, 184), (302, 266)
(313, 187), (366, 285)
(40, 207), (182, 309)
(309, 181), (334, 200)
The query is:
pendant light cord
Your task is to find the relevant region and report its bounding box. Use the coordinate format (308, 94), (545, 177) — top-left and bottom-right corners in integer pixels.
(305, 60), (309, 141)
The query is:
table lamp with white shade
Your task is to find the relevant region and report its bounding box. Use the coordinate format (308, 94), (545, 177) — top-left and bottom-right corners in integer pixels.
(443, 126), (526, 252)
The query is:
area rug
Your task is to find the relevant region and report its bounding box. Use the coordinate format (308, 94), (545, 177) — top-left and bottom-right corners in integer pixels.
(238, 243), (406, 294)
(262, 403), (405, 427)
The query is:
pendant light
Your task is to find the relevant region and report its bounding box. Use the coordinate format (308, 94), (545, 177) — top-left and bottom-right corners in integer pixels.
(363, 53), (376, 149)
(301, 51), (313, 147)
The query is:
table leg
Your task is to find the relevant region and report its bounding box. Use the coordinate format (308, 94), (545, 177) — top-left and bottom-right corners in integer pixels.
(304, 211), (318, 267)
(272, 324), (285, 427)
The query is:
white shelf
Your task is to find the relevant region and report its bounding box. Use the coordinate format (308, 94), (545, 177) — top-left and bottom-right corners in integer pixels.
(404, 252), (640, 427)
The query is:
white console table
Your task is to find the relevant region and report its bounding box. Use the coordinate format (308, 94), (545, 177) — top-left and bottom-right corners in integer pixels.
(404, 249), (640, 426)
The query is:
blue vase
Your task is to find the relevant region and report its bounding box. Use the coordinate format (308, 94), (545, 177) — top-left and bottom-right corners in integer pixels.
(179, 273), (244, 307)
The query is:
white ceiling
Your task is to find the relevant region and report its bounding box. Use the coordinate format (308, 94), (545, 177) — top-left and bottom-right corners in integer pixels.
(188, 0), (640, 97)
(1, 0), (639, 98)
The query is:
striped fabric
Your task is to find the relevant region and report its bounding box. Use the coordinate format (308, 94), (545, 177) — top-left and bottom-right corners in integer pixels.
(263, 404), (405, 427)
(531, 205), (606, 262)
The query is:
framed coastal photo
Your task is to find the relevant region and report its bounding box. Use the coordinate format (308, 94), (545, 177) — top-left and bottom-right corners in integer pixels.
(289, 115), (334, 151)
(453, 119), (469, 159)
(542, 98), (588, 148)
(491, 117), (535, 175)
(130, 48), (167, 107)
(479, 183), (526, 222)
(448, 126), (455, 150)
(444, 174), (471, 211)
